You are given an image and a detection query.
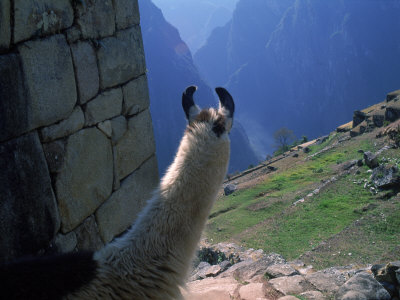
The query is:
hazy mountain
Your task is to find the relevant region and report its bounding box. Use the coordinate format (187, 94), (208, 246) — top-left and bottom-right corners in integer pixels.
(151, 0), (239, 53)
(194, 0), (400, 155)
(138, 0), (259, 174)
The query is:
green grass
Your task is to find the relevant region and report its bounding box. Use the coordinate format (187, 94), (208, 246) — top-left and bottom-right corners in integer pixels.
(244, 176), (373, 259)
(206, 133), (400, 266)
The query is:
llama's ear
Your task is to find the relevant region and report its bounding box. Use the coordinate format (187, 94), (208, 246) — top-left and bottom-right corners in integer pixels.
(216, 87), (235, 119)
(182, 85), (201, 121)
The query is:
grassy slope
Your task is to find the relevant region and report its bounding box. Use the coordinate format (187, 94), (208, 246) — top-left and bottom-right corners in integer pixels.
(206, 131), (400, 269)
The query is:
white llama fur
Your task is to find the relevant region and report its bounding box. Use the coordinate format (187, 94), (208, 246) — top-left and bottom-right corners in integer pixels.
(65, 87), (234, 300)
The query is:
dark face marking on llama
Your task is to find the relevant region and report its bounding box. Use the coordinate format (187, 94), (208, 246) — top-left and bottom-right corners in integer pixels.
(182, 86), (235, 137)
(0, 251), (97, 300)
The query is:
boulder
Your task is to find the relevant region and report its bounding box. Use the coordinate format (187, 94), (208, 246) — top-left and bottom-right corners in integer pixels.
(371, 110), (385, 127)
(224, 184), (237, 195)
(371, 164), (399, 188)
(299, 290), (326, 300)
(13, 0), (73, 43)
(303, 147), (311, 153)
(0, 0), (10, 49)
(387, 89), (400, 102)
(70, 41), (99, 104)
(96, 156), (158, 243)
(56, 128), (113, 233)
(265, 264), (299, 278)
(363, 151), (379, 169)
(0, 132), (60, 263)
(353, 111), (366, 128)
(373, 261), (400, 284)
(184, 277), (240, 300)
(18, 35), (77, 130)
(232, 254), (287, 282)
(97, 26), (146, 89)
(269, 275), (313, 295)
(239, 283), (267, 300)
(385, 100), (400, 122)
(75, 0), (115, 39)
(341, 160), (358, 171)
(306, 267), (348, 294)
(335, 272), (390, 300)
(350, 121), (367, 137)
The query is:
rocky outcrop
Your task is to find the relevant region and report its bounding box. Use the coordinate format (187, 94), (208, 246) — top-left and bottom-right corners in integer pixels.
(185, 242), (400, 300)
(0, 0), (158, 261)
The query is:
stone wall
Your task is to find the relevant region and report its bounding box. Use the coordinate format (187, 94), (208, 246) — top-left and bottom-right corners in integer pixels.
(0, 0), (158, 263)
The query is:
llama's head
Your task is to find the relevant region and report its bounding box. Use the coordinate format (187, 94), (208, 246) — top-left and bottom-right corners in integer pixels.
(182, 86), (235, 138)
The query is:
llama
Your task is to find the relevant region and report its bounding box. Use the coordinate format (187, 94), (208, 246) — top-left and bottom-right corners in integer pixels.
(1, 86), (235, 300)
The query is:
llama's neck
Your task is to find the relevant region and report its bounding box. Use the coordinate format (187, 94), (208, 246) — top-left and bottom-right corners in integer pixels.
(97, 130), (230, 273)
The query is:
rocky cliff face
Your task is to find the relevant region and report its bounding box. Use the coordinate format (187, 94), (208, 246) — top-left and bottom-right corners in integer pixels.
(139, 0), (259, 173)
(194, 0), (400, 155)
(0, 0), (158, 262)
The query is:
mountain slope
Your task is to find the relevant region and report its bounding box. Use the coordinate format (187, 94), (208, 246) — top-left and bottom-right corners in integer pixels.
(139, 0), (259, 174)
(207, 120), (400, 269)
(194, 0), (400, 155)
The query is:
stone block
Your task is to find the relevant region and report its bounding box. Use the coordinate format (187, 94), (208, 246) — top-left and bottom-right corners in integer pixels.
(0, 132), (60, 263)
(114, 109), (156, 181)
(110, 115), (128, 145)
(14, 0), (73, 43)
(97, 26), (146, 89)
(66, 26), (82, 44)
(56, 128), (113, 233)
(40, 106), (84, 142)
(114, 0), (140, 30)
(0, 0), (10, 49)
(54, 232), (77, 253)
(18, 35), (77, 130)
(75, 0), (115, 39)
(97, 120), (112, 138)
(42, 140), (65, 174)
(70, 41), (99, 104)
(122, 75), (150, 116)
(96, 155), (158, 243)
(74, 216), (104, 251)
(0, 54), (29, 142)
(84, 88), (123, 126)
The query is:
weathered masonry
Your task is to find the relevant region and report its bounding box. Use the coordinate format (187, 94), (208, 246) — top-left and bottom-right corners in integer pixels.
(0, 0), (158, 263)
